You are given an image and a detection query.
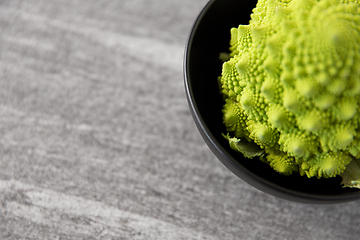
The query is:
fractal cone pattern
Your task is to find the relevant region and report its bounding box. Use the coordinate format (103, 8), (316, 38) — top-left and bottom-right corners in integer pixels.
(219, 0), (360, 187)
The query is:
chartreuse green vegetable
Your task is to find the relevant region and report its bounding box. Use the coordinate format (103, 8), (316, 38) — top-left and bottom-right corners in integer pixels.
(219, 0), (360, 188)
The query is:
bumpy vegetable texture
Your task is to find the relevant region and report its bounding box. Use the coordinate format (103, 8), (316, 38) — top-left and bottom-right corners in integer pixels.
(219, 0), (360, 188)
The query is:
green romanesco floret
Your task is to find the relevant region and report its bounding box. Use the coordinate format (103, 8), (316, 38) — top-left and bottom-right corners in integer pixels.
(219, 0), (360, 188)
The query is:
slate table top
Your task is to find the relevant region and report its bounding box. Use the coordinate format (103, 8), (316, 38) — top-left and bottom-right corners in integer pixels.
(0, 0), (360, 239)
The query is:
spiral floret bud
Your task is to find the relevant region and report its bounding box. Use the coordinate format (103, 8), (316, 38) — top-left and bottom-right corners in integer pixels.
(219, 0), (360, 182)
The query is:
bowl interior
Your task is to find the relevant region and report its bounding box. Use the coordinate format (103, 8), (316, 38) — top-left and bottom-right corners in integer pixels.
(184, 0), (360, 203)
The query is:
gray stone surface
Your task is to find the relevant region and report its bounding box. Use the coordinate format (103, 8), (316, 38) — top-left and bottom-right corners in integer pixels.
(0, 0), (360, 239)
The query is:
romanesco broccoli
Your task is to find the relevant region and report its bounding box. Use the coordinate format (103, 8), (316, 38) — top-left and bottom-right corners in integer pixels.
(219, 0), (360, 188)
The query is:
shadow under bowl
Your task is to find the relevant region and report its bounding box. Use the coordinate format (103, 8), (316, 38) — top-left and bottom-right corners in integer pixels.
(183, 0), (360, 204)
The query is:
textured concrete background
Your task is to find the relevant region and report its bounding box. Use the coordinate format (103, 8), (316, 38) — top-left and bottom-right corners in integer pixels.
(0, 0), (360, 239)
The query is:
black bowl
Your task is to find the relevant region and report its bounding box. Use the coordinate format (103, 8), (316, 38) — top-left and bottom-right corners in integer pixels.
(183, 0), (360, 204)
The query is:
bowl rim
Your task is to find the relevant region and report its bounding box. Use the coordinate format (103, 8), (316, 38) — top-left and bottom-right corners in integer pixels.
(183, 0), (360, 204)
